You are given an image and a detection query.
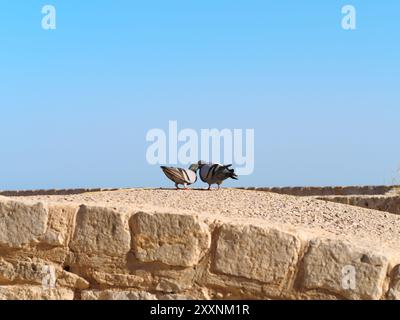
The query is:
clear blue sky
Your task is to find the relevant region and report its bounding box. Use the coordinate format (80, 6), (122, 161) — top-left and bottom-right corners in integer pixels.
(0, 0), (399, 190)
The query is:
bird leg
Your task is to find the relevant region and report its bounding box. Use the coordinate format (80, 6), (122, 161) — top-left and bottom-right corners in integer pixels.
(175, 183), (181, 190)
(207, 184), (211, 191)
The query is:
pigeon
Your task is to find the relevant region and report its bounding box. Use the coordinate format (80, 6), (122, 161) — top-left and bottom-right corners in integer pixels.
(197, 161), (238, 190)
(160, 164), (199, 190)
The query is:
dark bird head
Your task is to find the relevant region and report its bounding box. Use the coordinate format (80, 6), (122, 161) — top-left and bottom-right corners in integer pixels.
(188, 163), (200, 172)
(197, 160), (209, 168)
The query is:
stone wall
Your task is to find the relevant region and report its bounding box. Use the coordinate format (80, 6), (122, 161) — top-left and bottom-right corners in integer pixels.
(242, 186), (398, 196)
(2, 186), (398, 198)
(0, 188), (120, 197)
(243, 186), (400, 215)
(317, 196), (400, 216)
(1, 195), (400, 300)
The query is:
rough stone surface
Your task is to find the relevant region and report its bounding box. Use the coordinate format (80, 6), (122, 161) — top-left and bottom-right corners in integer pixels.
(69, 205), (131, 261)
(91, 271), (145, 288)
(250, 185), (396, 196)
(1, 189), (400, 300)
(57, 270), (90, 290)
(81, 290), (157, 300)
(0, 198), (48, 249)
(214, 223), (302, 285)
(43, 204), (77, 247)
(300, 239), (390, 300)
(318, 195), (400, 216)
(130, 212), (211, 267)
(16, 189), (400, 252)
(0, 285), (74, 300)
(0, 257), (89, 290)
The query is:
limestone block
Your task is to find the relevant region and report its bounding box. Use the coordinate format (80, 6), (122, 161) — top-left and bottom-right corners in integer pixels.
(385, 265), (400, 300)
(81, 290), (156, 300)
(0, 285), (74, 300)
(70, 205), (131, 257)
(57, 270), (90, 290)
(300, 239), (389, 300)
(214, 223), (302, 285)
(43, 204), (77, 247)
(91, 271), (145, 288)
(130, 212), (211, 267)
(0, 258), (89, 290)
(0, 198), (48, 248)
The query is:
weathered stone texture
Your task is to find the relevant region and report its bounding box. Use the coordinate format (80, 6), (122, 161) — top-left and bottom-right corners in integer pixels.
(130, 212), (211, 267)
(0, 194), (398, 300)
(300, 239), (389, 300)
(0, 285), (74, 300)
(214, 223), (302, 285)
(43, 204), (77, 247)
(70, 205), (131, 257)
(0, 198), (48, 248)
(81, 290), (157, 300)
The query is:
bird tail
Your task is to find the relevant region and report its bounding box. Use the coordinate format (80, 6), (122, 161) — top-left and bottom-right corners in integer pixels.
(160, 166), (172, 175)
(228, 168), (238, 180)
(160, 166), (167, 173)
(230, 173), (238, 180)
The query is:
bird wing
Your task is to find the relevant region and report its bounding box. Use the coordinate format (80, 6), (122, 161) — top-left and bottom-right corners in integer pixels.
(161, 166), (196, 184)
(217, 165), (238, 179)
(201, 164), (238, 183)
(161, 167), (187, 184)
(213, 165), (232, 180)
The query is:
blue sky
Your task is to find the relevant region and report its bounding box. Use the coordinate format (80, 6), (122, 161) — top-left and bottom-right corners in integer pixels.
(0, 0), (399, 189)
